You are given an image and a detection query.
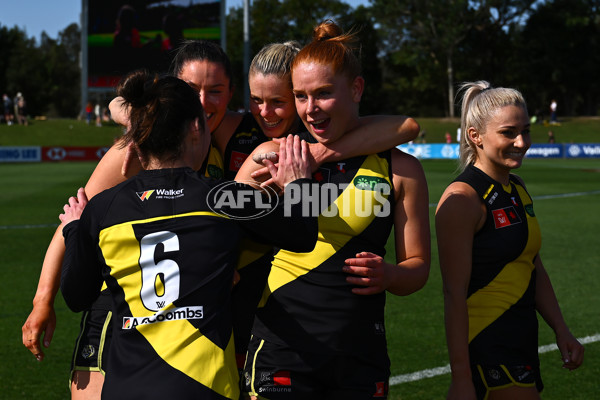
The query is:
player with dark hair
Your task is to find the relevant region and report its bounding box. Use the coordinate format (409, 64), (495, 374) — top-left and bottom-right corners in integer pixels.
(59, 70), (316, 400)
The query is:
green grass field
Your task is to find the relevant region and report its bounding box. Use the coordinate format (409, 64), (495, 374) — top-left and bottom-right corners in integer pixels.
(1, 119), (599, 399)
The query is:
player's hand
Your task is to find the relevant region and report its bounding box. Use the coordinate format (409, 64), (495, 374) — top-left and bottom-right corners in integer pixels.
(266, 135), (310, 190)
(59, 187), (88, 225)
(556, 329), (584, 370)
(22, 303), (56, 361)
(343, 252), (390, 295)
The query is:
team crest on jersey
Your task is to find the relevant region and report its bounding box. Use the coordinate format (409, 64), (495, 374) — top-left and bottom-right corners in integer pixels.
(122, 306), (203, 329)
(229, 151), (249, 172)
(492, 206), (522, 229)
(81, 345), (96, 359)
(136, 190), (155, 201)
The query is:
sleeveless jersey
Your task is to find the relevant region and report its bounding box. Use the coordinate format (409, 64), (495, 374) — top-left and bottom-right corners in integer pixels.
(202, 143), (225, 179)
(253, 132), (395, 356)
(204, 113), (267, 180)
(61, 168), (317, 399)
(454, 165), (542, 366)
(223, 112), (268, 180)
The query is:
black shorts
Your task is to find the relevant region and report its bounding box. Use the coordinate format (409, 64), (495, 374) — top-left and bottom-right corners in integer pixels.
(69, 291), (112, 382)
(472, 364), (543, 400)
(243, 335), (390, 399)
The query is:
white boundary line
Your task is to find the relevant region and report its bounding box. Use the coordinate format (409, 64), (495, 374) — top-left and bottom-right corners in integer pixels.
(390, 333), (600, 385)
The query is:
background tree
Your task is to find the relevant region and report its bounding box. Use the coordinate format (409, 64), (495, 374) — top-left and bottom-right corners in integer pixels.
(370, 0), (536, 117)
(514, 0), (600, 117)
(1, 1), (600, 119)
(226, 0), (351, 109)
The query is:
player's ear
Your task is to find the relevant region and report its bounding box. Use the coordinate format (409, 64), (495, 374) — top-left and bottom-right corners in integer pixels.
(468, 127), (482, 146)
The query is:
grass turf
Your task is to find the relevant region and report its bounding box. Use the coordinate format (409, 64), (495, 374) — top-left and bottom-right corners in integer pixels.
(1, 118), (599, 399)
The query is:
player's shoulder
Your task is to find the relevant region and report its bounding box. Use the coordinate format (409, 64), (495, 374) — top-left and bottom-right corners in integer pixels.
(390, 147), (425, 176)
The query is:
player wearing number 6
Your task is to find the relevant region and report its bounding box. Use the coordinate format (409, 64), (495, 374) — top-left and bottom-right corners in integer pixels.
(58, 70), (316, 400)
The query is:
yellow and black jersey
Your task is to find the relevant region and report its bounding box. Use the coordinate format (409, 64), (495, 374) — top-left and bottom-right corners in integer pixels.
(253, 133), (395, 356)
(61, 168), (316, 400)
(203, 113), (267, 180)
(223, 112), (268, 180)
(455, 165), (542, 366)
(201, 143), (225, 179)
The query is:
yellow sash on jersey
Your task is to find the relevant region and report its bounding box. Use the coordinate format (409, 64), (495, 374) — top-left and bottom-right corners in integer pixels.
(99, 211), (239, 399)
(467, 184), (541, 343)
(259, 154), (391, 307)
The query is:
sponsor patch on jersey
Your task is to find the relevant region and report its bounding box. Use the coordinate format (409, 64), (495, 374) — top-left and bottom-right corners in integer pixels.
(313, 167), (331, 183)
(354, 175), (390, 192)
(229, 151), (249, 172)
(136, 190), (155, 201)
(136, 188), (184, 201)
(492, 206), (522, 229)
(524, 204), (535, 217)
(122, 306), (203, 329)
(273, 370), (292, 386)
(257, 370), (293, 393)
(373, 381), (388, 398)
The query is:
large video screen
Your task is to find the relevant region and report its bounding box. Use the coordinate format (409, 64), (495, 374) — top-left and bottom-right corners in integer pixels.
(87, 0), (221, 87)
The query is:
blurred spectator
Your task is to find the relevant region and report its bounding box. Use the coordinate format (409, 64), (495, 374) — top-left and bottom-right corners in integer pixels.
(548, 130), (556, 144)
(445, 131), (452, 143)
(16, 93), (27, 126)
(3, 94), (14, 125)
(85, 102), (93, 124)
(95, 103), (102, 127)
(550, 99), (558, 124)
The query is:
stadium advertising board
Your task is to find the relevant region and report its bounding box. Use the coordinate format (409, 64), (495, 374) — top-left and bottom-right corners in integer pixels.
(565, 143), (600, 158)
(87, 0), (221, 88)
(0, 147), (41, 162)
(525, 144), (563, 158)
(398, 144), (460, 159)
(397, 143), (600, 159)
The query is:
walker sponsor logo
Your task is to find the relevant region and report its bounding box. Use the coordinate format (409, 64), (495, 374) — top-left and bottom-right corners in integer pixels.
(492, 206), (522, 229)
(0, 146), (41, 162)
(137, 188), (184, 201)
(121, 306), (203, 329)
(526, 144), (563, 158)
(566, 143), (600, 158)
(136, 190), (155, 201)
(207, 180), (279, 220)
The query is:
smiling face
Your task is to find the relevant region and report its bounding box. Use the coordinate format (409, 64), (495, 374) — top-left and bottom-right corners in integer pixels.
(248, 72), (298, 138)
(471, 104), (531, 182)
(292, 61), (363, 145)
(177, 60), (233, 135)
